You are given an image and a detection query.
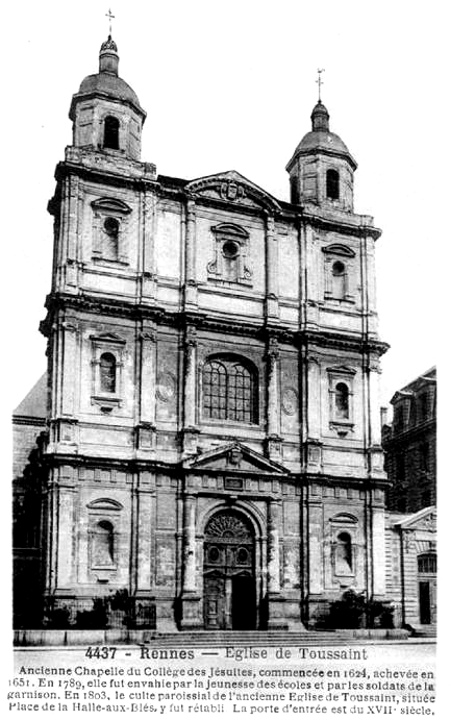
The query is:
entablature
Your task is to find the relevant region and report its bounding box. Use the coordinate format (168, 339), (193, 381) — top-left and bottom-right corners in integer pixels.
(40, 290), (389, 357)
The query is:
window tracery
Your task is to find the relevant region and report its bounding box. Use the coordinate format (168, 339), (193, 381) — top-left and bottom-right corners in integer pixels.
(202, 356), (257, 424)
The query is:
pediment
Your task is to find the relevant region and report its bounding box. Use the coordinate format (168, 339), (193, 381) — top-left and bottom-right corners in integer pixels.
(326, 365), (357, 376)
(91, 197), (132, 214)
(86, 498), (123, 511)
(186, 171), (281, 213)
(396, 506), (436, 532)
(183, 442), (289, 474)
(89, 332), (126, 345)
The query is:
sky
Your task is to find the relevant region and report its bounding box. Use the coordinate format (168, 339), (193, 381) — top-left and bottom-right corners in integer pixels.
(3, 0), (446, 414)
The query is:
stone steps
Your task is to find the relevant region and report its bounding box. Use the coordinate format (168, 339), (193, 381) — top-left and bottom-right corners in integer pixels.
(13, 627), (412, 647)
(411, 624), (437, 638)
(139, 629), (410, 647)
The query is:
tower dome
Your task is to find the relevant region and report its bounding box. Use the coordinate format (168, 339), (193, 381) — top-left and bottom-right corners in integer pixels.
(286, 100), (357, 211)
(69, 36), (146, 161)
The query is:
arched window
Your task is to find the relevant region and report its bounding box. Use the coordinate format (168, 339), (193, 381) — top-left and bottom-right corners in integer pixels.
(335, 382), (349, 419)
(326, 169), (340, 200)
(202, 357), (257, 423)
(103, 116), (120, 149)
(103, 217), (119, 260)
(331, 260), (346, 299)
(100, 352), (116, 393)
(336, 531), (353, 573)
(92, 520), (115, 566)
(418, 553), (437, 574)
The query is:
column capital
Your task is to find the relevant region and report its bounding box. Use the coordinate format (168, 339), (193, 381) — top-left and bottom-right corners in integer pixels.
(186, 196), (197, 215)
(266, 336), (280, 360)
(140, 329), (157, 343)
(184, 326), (198, 348)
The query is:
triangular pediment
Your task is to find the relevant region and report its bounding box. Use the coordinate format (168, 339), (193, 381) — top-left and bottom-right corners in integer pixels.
(185, 170), (281, 213)
(395, 506), (437, 532)
(183, 442), (289, 474)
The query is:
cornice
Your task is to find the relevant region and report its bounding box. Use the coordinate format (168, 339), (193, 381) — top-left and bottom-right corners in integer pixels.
(42, 452), (392, 491)
(49, 164), (380, 239)
(382, 419), (436, 448)
(52, 160), (160, 195)
(41, 292), (388, 355)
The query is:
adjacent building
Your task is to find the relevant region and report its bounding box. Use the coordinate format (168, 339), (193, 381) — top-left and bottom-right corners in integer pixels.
(382, 368), (437, 631)
(14, 34), (392, 632)
(382, 367), (436, 513)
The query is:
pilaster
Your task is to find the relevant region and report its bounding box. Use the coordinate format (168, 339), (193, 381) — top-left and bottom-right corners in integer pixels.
(140, 189), (157, 301)
(265, 336), (282, 462)
(182, 326), (199, 455)
(184, 198), (198, 309)
(180, 492), (202, 629)
(267, 499), (287, 629)
(265, 213), (279, 319)
(136, 326), (157, 453)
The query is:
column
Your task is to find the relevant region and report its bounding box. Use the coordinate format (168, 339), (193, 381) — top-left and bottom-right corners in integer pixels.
(55, 466), (76, 591)
(137, 327), (157, 452)
(184, 198), (198, 308)
(306, 355), (323, 472)
(267, 499), (288, 629)
(141, 189), (157, 301)
(182, 327), (199, 454)
(65, 175), (80, 289)
(265, 213), (279, 319)
(372, 499), (386, 598)
(266, 336), (282, 461)
(55, 318), (79, 453)
(61, 319), (78, 417)
(267, 499), (281, 594)
(308, 499), (324, 595)
(180, 492), (202, 629)
(139, 328), (157, 423)
(182, 494), (197, 594)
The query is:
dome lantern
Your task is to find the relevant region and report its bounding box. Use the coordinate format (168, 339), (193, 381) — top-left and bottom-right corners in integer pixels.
(69, 35), (146, 161)
(99, 35), (119, 76)
(311, 101), (330, 132)
(286, 97), (357, 212)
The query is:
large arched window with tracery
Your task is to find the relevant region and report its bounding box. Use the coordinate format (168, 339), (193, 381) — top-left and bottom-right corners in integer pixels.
(202, 357), (257, 423)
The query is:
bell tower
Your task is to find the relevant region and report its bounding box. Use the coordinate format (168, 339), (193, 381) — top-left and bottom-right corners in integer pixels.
(286, 99), (357, 212)
(69, 35), (146, 160)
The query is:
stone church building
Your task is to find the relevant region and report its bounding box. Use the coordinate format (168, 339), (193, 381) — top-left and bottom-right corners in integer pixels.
(14, 35), (392, 632)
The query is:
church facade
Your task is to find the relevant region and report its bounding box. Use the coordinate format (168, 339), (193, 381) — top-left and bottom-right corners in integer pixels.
(27, 35), (391, 631)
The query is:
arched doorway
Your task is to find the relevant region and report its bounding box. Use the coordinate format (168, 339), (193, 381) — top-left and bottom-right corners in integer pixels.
(203, 510), (256, 630)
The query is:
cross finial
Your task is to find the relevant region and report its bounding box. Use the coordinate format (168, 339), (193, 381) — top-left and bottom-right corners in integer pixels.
(316, 68), (325, 101)
(106, 8), (115, 36)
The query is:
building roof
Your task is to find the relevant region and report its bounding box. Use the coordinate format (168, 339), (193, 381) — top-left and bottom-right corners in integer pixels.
(76, 72), (141, 109)
(391, 366), (436, 404)
(286, 100), (357, 171)
(13, 373), (47, 420)
(69, 35), (145, 120)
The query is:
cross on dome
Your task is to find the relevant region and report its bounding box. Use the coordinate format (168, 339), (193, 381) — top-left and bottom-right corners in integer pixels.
(106, 8), (115, 37)
(316, 68), (325, 102)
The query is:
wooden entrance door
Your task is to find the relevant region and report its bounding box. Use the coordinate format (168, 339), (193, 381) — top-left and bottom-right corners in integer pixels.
(419, 581), (431, 625)
(203, 511), (255, 630)
(418, 553), (437, 625)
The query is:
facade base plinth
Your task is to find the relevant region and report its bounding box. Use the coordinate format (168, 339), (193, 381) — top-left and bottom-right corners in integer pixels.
(179, 594), (203, 630)
(267, 594), (289, 630)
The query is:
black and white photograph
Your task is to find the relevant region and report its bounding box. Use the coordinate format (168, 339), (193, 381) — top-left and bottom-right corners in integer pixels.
(5, 0), (443, 716)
